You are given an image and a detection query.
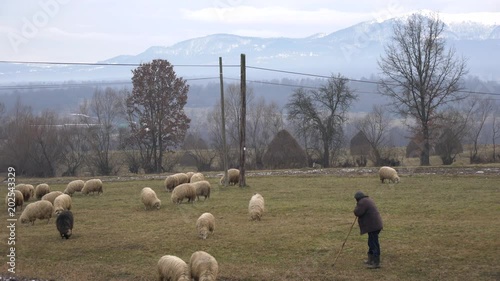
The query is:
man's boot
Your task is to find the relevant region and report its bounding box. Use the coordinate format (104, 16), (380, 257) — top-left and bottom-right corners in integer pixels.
(363, 253), (373, 265)
(367, 255), (380, 269)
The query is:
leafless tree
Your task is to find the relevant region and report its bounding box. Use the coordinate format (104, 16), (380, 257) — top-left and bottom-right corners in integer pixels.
(59, 121), (88, 176)
(286, 74), (357, 167)
(0, 99), (35, 175)
(247, 97), (283, 169)
(30, 110), (62, 177)
(434, 106), (472, 165)
(81, 87), (124, 175)
(378, 13), (468, 166)
(353, 105), (391, 165)
(466, 97), (494, 163)
(183, 130), (216, 171)
(492, 101), (500, 162)
(127, 59), (190, 173)
(208, 83), (254, 169)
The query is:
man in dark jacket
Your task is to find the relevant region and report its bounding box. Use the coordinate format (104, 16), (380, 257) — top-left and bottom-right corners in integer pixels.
(353, 191), (383, 269)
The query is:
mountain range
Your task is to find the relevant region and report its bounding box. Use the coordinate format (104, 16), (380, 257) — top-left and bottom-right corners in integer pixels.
(1, 12), (499, 84)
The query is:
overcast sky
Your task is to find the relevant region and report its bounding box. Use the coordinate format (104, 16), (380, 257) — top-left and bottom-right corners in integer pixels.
(1, 0), (499, 62)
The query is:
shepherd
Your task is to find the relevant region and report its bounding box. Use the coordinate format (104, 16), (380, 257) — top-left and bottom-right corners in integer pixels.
(353, 191), (383, 269)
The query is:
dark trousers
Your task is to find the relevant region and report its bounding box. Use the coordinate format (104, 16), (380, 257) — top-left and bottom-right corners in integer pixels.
(368, 230), (381, 257)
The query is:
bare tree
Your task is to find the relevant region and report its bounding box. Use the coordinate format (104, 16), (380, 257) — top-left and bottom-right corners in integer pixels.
(81, 87), (124, 175)
(30, 110), (62, 177)
(378, 13), (468, 166)
(434, 106), (472, 165)
(286, 74), (357, 167)
(208, 83), (254, 169)
(247, 98), (283, 169)
(353, 105), (391, 165)
(59, 122), (88, 176)
(127, 59), (190, 173)
(466, 97), (494, 163)
(492, 101), (500, 162)
(183, 130), (216, 171)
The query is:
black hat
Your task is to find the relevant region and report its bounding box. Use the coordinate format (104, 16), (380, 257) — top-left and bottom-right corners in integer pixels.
(354, 191), (367, 201)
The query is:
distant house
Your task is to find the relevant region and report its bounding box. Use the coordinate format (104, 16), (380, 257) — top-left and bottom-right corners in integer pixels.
(262, 129), (307, 169)
(406, 138), (437, 158)
(350, 131), (371, 156)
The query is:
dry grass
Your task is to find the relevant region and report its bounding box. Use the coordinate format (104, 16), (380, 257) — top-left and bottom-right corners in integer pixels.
(1, 171), (499, 280)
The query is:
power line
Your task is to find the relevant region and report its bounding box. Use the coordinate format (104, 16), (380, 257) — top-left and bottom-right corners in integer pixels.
(0, 77), (219, 90)
(247, 65), (500, 96)
(0, 60), (240, 68)
(0, 60), (498, 96)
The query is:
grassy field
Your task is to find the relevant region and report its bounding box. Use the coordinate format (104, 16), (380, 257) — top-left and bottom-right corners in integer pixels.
(1, 170), (499, 281)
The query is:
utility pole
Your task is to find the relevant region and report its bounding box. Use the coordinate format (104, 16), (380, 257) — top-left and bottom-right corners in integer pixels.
(219, 57), (228, 186)
(239, 54), (246, 187)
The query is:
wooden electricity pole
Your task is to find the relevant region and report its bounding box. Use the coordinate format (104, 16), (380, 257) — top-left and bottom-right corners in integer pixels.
(239, 54), (246, 187)
(219, 57), (228, 186)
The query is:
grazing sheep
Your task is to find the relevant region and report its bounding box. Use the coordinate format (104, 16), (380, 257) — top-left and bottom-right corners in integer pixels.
(379, 166), (400, 183)
(164, 173), (189, 192)
(192, 181), (211, 201)
(249, 193), (265, 221)
(189, 251), (219, 281)
(196, 213), (215, 240)
(185, 172), (195, 182)
(56, 210), (74, 239)
(53, 194), (72, 215)
(16, 184), (35, 201)
(81, 179), (103, 195)
(5, 190), (24, 211)
(190, 172), (205, 183)
(157, 255), (190, 281)
(171, 183), (197, 204)
(141, 187), (161, 210)
(164, 175), (178, 192)
(41, 191), (63, 204)
(63, 180), (85, 196)
(19, 200), (54, 225)
(220, 168), (240, 185)
(35, 183), (50, 200)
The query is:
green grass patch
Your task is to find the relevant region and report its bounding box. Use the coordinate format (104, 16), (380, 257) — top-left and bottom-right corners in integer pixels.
(1, 172), (499, 280)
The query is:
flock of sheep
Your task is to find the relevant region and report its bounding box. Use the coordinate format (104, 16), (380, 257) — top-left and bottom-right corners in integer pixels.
(153, 169), (265, 280)
(8, 179), (103, 239)
(6, 166), (399, 280)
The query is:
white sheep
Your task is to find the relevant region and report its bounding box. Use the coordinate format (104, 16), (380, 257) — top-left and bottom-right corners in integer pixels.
(185, 172), (195, 182)
(192, 181), (211, 201)
(5, 190), (24, 211)
(196, 212), (215, 240)
(379, 166), (400, 183)
(64, 180), (85, 196)
(15, 184), (33, 202)
(53, 194), (72, 215)
(220, 168), (240, 185)
(19, 200), (54, 225)
(35, 183), (51, 200)
(164, 173), (189, 192)
(189, 251), (219, 281)
(141, 187), (161, 210)
(190, 172), (205, 183)
(171, 183), (197, 204)
(249, 193), (265, 221)
(157, 255), (190, 281)
(41, 191), (63, 204)
(82, 179), (103, 195)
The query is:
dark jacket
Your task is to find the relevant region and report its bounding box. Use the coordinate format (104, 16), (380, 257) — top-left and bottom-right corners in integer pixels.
(353, 196), (383, 235)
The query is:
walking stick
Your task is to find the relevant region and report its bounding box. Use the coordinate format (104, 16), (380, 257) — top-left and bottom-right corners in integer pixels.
(332, 216), (357, 267)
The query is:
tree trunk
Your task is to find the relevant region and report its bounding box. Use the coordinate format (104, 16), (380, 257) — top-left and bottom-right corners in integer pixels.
(322, 135), (330, 168)
(420, 125), (431, 166)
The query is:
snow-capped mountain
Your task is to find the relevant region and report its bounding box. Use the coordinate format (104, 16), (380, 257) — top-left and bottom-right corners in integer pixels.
(1, 12), (499, 83)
